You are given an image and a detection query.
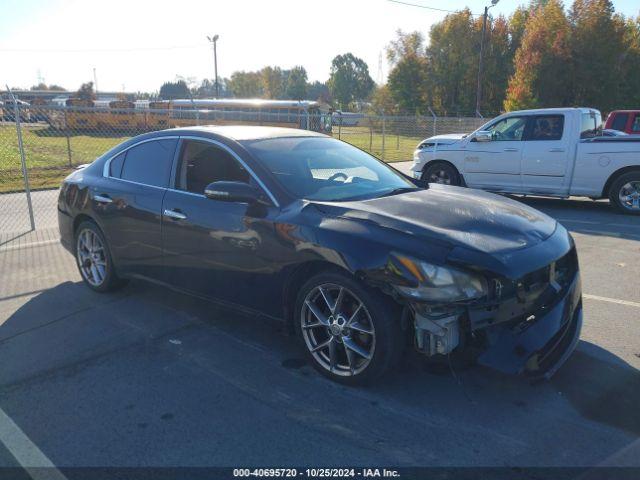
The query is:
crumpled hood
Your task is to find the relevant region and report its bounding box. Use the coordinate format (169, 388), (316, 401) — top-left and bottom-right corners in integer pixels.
(314, 184), (557, 256)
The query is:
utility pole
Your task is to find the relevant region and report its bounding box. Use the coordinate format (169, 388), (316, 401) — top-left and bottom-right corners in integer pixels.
(93, 67), (99, 99)
(475, 0), (499, 117)
(207, 35), (220, 98)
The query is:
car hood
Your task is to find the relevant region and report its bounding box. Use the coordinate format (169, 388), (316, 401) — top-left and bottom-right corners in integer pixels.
(423, 133), (467, 145)
(313, 185), (557, 258)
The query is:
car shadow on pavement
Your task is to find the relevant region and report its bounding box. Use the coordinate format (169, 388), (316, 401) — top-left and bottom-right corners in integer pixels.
(1, 280), (639, 466)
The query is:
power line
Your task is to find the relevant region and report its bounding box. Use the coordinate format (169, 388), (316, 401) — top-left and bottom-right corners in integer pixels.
(0, 44), (206, 53)
(387, 0), (481, 16)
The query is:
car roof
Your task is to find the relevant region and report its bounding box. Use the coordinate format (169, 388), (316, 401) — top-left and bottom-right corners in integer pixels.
(161, 125), (328, 141)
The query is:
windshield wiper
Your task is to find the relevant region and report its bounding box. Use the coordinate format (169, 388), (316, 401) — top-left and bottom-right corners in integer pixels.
(379, 187), (419, 198)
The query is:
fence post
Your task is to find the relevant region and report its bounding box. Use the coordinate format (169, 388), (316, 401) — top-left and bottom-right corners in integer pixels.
(381, 112), (386, 161)
(8, 88), (36, 231)
(338, 112), (342, 140)
(369, 123), (373, 151)
(428, 107), (437, 136)
(64, 110), (72, 167)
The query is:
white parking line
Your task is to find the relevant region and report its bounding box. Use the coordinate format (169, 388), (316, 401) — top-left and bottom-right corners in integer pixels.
(0, 407), (67, 480)
(583, 294), (640, 309)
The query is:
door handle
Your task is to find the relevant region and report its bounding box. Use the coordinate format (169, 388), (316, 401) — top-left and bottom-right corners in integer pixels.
(163, 209), (187, 220)
(93, 194), (113, 204)
(549, 148), (565, 152)
(503, 148), (519, 152)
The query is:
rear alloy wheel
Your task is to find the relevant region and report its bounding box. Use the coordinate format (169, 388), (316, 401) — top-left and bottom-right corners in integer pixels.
(296, 272), (403, 384)
(75, 221), (127, 292)
(609, 172), (640, 215)
(422, 162), (461, 186)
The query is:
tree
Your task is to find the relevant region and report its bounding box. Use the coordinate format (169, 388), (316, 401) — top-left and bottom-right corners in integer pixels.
(228, 71), (264, 98)
(387, 55), (430, 114)
(159, 80), (190, 100)
(76, 82), (96, 101)
(370, 85), (397, 114)
(569, 0), (627, 112)
(261, 66), (285, 99)
(619, 16), (640, 108)
(504, 0), (573, 110)
(286, 66), (308, 100)
(307, 81), (331, 104)
(386, 30), (425, 66)
(328, 53), (375, 109)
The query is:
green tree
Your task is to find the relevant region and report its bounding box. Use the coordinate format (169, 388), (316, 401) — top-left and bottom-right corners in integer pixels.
(569, 0), (627, 112)
(307, 81), (331, 103)
(228, 71), (264, 98)
(369, 85), (397, 114)
(159, 80), (190, 100)
(619, 16), (640, 108)
(261, 66), (285, 99)
(286, 66), (308, 100)
(328, 53), (375, 109)
(504, 0), (572, 110)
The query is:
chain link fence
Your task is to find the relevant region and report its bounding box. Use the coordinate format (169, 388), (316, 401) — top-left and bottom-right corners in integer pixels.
(0, 104), (491, 248)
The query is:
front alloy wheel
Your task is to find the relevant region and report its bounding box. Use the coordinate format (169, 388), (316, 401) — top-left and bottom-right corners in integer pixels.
(301, 283), (376, 377)
(296, 272), (403, 384)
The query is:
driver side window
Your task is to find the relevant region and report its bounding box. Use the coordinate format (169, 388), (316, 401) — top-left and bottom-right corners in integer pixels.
(486, 116), (527, 141)
(176, 140), (250, 195)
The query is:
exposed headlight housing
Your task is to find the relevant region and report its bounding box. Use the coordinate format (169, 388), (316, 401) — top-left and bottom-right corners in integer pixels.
(393, 254), (487, 303)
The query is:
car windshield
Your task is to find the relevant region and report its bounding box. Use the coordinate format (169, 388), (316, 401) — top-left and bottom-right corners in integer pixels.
(242, 136), (418, 201)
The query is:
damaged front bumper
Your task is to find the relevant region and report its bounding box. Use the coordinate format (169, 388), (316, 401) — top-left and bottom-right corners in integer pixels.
(409, 242), (582, 380)
(475, 273), (582, 379)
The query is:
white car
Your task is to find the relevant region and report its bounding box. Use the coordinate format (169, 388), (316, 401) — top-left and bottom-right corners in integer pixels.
(411, 107), (640, 214)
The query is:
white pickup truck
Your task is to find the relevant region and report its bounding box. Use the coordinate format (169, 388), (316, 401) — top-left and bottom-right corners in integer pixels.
(411, 107), (640, 214)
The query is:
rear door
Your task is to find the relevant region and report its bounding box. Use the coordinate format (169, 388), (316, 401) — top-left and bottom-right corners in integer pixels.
(520, 114), (571, 194)
(463, 115), (527, 191)
(93, 137), (178, 279)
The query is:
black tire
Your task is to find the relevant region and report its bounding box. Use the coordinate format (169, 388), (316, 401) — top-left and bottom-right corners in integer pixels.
(422, 161), (462, 186)
(74, 221), (127, 292)
(609, 171), (640, 215)
(294, 271), (404, 385)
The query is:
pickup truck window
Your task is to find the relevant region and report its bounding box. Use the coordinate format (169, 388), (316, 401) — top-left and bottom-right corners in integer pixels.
(486, 116), (527, 141)
(580, 111), (603, 138)
(529, 115), (564, 141)
(611, 113), (629, 132)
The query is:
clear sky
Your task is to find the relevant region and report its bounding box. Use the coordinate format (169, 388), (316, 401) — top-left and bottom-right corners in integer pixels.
(1, 0), (638, 93)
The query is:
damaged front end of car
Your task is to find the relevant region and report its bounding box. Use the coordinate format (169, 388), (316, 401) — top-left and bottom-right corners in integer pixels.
(380, 227), (582, 380)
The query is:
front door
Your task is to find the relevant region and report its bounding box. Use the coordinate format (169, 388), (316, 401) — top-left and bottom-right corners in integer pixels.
(463, 115), (527, 191)
(161, 138), (281, 314)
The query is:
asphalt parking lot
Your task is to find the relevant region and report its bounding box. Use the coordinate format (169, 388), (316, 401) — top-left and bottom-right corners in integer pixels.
(0, 164), (639, 471)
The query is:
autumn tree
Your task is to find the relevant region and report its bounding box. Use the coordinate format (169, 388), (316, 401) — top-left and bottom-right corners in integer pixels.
(261, 66), (285, 99)
(504, 0), (573, 110)
(385, 31), (430, 114)
(328, 53), (375, 109)
(76, 82), (96, 101)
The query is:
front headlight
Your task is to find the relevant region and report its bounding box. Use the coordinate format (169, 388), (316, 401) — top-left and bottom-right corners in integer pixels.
(393, 254), (487, 303)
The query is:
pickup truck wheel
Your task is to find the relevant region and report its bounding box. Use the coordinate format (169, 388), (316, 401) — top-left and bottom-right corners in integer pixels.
(422, 162), (461, 186)
(609, 172), (640, 215)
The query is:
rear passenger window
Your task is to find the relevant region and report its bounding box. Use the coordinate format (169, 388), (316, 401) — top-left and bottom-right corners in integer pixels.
(632, 114), (640, 132)
(120, 139), (177, 187)
(529, 115), (564, 141)
(611, 113), (629, 132)
(109, 152), (126, 177)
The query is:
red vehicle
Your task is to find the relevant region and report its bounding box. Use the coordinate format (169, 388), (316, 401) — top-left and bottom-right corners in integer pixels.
(604, 110), (640, 134)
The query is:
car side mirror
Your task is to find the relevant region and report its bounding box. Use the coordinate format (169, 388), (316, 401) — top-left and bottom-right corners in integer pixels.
(204, 181), (261, 204)
(473, 130), (493, 142)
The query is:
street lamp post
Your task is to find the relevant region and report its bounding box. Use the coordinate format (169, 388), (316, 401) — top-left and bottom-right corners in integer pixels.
(207, 34), (220, 98)
(475, 0), (499, 117)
